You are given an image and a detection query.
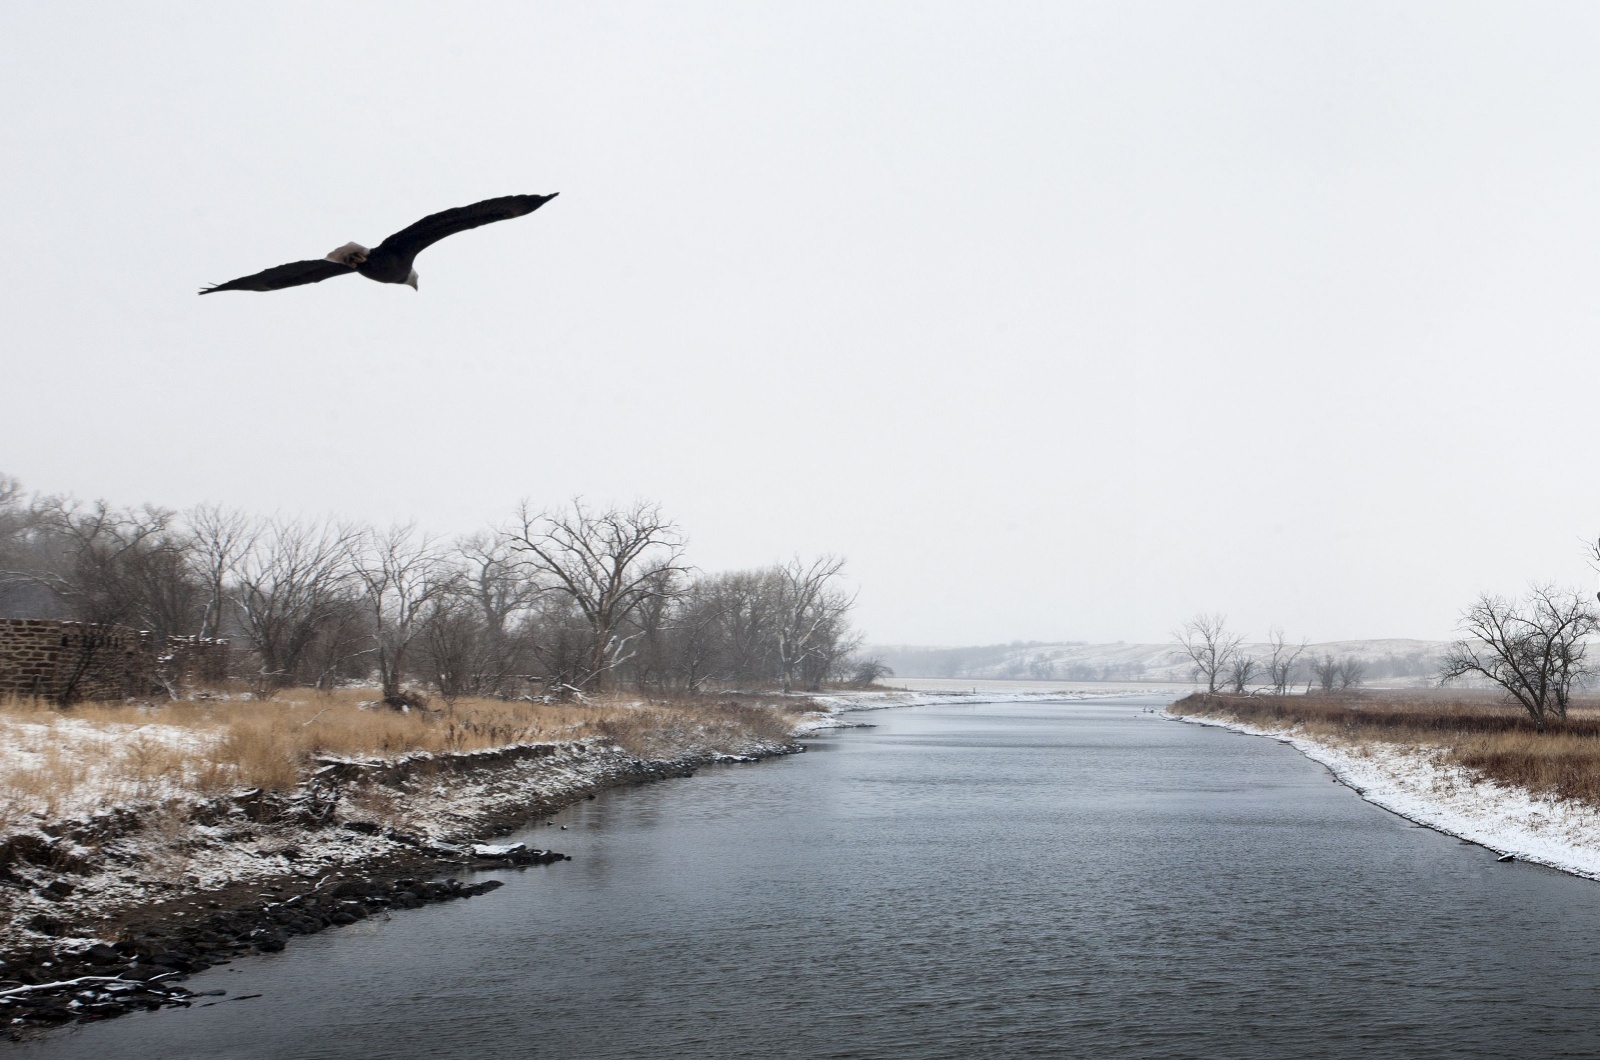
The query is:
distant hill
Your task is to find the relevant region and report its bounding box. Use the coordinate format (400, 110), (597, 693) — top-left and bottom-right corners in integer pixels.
(867, 639), (1448, 685)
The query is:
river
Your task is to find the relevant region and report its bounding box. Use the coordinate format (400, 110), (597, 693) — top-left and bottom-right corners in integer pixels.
(15, 694), (1600, 1058)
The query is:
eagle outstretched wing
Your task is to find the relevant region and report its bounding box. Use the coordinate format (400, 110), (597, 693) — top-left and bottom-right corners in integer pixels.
(199, 258), (357, 295)
(372, 194), (559, 267)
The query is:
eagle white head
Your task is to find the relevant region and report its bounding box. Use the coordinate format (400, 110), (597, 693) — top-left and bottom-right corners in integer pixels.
(405, 269), (418, 290)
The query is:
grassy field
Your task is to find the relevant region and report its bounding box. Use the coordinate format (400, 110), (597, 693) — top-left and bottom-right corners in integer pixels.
(0, 689), (805, 833)
(1174, 691), (1600, 806)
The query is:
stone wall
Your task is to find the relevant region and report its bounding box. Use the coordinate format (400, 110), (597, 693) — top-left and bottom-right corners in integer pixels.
(0, 619), (231, 703)
(157, 636), (232, 689)
(0, 619), (69, 700)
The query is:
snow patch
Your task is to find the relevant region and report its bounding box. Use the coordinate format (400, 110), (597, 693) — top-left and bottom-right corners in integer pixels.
(470, 843), (526, 858)
(1174, 711), (1600, 881)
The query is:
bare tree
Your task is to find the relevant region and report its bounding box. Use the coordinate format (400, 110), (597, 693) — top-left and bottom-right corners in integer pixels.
(442, 531), (542, 696)
(231, 517), (360, 688)
(773, 556), (856, 692)
(615, 564), (689, 692)
(416, 595), (499, 703)
(700, 569), (782, 684)
(1440, 585), (1598, 731)
(1173, 613), (1241, 694)
(454, 532), (537, 632)
(518, 593), (597, 695)
(299, 598), (373, 692)
(507, 499), (689, 691)
(1226, 653), (1260, 693)
(0, 475), (30, 574)
(351, 523), (457, 708)
(1263, 627), (1306, 695)
(1310, 653), (1339, 692)
(0, 478), (873, 702)
(186, 504), (256, 640)
(9, 496), (203, 638)
(1336, 657), (1366, 690)
(848, 657), (894, 688)
(660, 578), (735, 691)
(0, 478), (63, 619)
(0, 495), (204, 702)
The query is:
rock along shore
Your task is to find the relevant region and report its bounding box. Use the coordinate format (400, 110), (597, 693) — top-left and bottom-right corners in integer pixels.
(1, 735), (800, 1037)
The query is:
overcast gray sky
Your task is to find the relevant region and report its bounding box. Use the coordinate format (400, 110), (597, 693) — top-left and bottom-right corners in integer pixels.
(3, 2), (1598, 646)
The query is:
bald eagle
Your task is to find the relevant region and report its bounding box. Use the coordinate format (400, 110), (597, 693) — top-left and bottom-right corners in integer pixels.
(199, 193), (557, 294)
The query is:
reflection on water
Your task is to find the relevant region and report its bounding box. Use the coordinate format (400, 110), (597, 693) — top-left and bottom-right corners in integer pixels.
(19, 696), (1600, 1059)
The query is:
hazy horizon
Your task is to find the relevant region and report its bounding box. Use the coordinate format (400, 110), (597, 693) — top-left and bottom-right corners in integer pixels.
(6, 2), (1600, 646)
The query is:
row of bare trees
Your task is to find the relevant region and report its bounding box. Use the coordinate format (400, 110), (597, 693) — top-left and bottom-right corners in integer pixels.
(1172, 615), (1364, 694)
(1177, 579), (1600, 733)
(0, 477), (873, 704)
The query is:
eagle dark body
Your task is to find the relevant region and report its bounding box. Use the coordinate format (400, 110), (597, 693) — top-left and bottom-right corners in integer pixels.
(199, 193), (556, 294)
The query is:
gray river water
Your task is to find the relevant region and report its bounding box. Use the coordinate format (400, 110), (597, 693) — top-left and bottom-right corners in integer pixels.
(15, 695), (1600, 1058)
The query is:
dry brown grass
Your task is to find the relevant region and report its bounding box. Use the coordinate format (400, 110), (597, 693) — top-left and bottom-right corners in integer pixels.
(0, 689), (808, 832)
(1177, 692), (1600, 805)
(589, 700), (800, 759)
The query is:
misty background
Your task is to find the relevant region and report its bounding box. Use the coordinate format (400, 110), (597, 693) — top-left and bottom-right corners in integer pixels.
(4, 2), (1598, 648)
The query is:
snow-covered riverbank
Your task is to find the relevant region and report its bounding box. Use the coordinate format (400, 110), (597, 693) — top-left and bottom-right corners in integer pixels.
(0, 689), (1151, 950)
(1171, 710), (1600, 881)
(0, 686), (1143, 1031)
(0, 731), (808, 963)
(0, 691), (837, 1035)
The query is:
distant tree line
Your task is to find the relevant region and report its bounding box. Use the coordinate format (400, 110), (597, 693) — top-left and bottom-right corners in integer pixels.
(873, 642), (1063, 680)
(1172, 614), (1366, 694)
(877, 636), (1442, 684)
(1180, 577), (1600, 728)
(0, 475), (880, 705)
